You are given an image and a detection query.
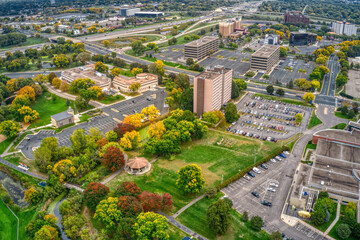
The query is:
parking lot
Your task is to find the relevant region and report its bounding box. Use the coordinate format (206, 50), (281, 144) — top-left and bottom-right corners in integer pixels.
(230, 93), (312, 140)
(267, 57), (315, 85)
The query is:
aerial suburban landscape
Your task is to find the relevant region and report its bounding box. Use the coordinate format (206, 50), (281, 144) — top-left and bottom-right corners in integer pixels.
(0, 0), (360, 239)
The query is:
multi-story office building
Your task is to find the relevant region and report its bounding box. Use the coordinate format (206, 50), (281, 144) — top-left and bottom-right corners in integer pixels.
(194, 66), (233, 115)
(119, 7), (141, 17)
(332, 21), (357, 36)
(289, 32), (317, 46)
(184, 36), (220, 61)
(284, 11), (310, 25)
(250, 45), (280, 73)
(264, 34), (280, 45)
(219, 17), (241, 37)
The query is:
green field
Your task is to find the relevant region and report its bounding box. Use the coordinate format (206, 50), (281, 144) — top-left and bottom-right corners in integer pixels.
(98, 94), (125, 104)
(0, 37), (48, 51)
(334, 111), (357, 120)
(307, 110), (323, 129)
(328, 217), (358, 240)
(106, 130), (280, 213)
(29, 92), (75, 128)
(97, 35), (161, 48)
(0, 136), (16, 154)
(177, 194), (269, 240)
(253, 93), (313, 107)
(331, 123), (347, 130)
(0, 201), (17, 240)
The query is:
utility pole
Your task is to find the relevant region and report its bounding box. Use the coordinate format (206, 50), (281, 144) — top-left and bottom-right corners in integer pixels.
(254, 156), (256, 167)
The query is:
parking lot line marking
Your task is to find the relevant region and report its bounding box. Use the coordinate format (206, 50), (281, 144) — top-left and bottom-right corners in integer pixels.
(111, 108), (119, 113)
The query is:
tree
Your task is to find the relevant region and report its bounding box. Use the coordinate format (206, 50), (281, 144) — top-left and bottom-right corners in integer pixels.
(123, 113), (144, 128)
(130, 40), (145, 55)
(303, 92), (315, 102)
(236, 79), (247, 90)
(116, 182), (141, 197)
(101, 146), (125, 172)
(18, 86), (36, 102)
(231, 81), (240, 99)
(149, 60), (165, 76)
(147, 42), (156, 50)
(336, 74), (348, 88)
(148, 121), (166, 140)
(95, 61), (108, 73)
(280, 47), (287, 57)
(207, 199), (231, 235)
(0, 120), (20, 137)
(176, 164), (205, 193)
(94, 197), (122, 229)
(52, 54), (69, 68)
(84, 182), (110, 211)
(137, 191), (163, 212)
(225, 103), (239, 123)
(120, 130), (142, 150)
(133, 212), (169, 240)
(336, 224), (351, 239)
(295, 113), (303, 123)
(70, 78), (95, 93)
(34, 225), (59, 240)
(103, 40), (110, 47)
(114, 123), (135, 138)
(62, 214), (85, 239)
(105, 130), (118, 142)
(311, 80), (321, 90)
(276, 88), (285, 96)
(52, 77), (61, 89)
(25, 188), (40, 204)
(266, 85), (274, 94)
(141, 106), (159, 121)
(186, 58), (194, 66)
(76, 52), (91, 65)
(242, 211), (249, 222)
(175, 73), (190, 90)
(18, 106), (39, 123)
(52, 159), (76, 182)
(118, 196), (143, 217)
(129, 82), (141, 92)
(111, 67), (122, 77)
(270, 231), (282, 240)
(70, 128), (88, 153)
(316, 57), (327, 65)
(6, 78), (18, 92)
(250, 216), (264, 231)
(203, 111), (222, 124)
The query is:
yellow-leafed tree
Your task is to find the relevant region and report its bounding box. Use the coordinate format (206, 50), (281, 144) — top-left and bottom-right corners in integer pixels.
(123, 113), (144, 128)
(141, 106), (159, 121)
(120, 130), (142, 150)
(148, 121), (166, 139)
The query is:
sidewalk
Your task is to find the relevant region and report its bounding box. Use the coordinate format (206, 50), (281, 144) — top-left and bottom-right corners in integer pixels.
(325, 201), (340, 235)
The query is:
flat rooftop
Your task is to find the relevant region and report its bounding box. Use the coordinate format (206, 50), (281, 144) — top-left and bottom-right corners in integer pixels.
(185, 36), (219, 48)
(196, 65), (231, 80)
(252, 45), (279, 58)
(313, 128), (360, 146)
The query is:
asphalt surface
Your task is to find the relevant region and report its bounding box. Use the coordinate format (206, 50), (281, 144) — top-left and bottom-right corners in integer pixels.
(17, 88), (167, 159)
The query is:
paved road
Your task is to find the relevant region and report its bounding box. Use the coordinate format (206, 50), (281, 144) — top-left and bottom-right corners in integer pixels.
(3, 71), (61, 79)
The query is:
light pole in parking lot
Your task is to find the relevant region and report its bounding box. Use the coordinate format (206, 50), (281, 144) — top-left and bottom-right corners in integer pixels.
(254, 156), (256, 167)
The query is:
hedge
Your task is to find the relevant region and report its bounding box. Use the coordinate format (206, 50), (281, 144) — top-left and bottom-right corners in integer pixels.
(340, 91), (354, 100)
(216, 145), (290, 190)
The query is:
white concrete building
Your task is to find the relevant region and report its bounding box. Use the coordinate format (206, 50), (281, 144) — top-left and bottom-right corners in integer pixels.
(332, 21), (357, 36)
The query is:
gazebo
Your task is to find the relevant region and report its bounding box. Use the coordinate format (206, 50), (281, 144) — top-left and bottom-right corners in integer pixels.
(125, 157), (151, 175)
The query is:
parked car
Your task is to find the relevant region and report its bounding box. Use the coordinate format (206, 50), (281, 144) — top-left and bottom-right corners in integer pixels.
(247, 171), (255, 178)
(280, 153), (287, 158)
(275, 156), (282, 161)
(261, 201), (272, 207)
(270, 158), (276, 163)
(252, 191), (260, 198)
(269, 182), (279, 188)
(244, 175), (251, 181)
(242, 131), (247, 136)
(267, 187), (276, 192)
(260, 164), (268, 170)
(226, 128), (231, 132)
(252, 167), (261, 174)
(283, 151), (290, 155)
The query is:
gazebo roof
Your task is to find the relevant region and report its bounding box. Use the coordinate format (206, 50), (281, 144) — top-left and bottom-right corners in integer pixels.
(126, 157), (149, 169)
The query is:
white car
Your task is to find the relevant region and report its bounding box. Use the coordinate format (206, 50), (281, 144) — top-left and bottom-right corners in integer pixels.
(239, 130), (244, 135)
(244, 175), (251, 181)
(267, 187), (276, 192)
(283, 151), (290, 155)
(269, 182), (279, 188)
(252, 167), (261, 174)
(270, 158), (277, 163)
(275, 156), (282, 161)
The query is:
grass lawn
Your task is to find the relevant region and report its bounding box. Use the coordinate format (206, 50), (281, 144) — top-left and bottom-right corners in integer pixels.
(106, 130), (280, 214)
(138, 125), (149, 143)
(0, 201), (17, 240)
(15, 205), (40, 240)
(29, 92), (75, 128)
(303, 140), (317, 157)
(79, 113), (91, 123)
(310, 202), (337, 232)
(334, 111), (356, 120)
(0, 37), (48, 51)
(307, 110), (323, 129)
(176, 194), (269, 240)
(253, 93), (313, 108)
(328, 217), (358, 240)
(331, 123), (347, 130)
(98, 94), (125, 104)
(97, 35), (161, 48)
(0, 136), (16, 154)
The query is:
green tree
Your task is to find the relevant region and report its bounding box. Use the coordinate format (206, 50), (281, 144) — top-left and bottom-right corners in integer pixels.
(270, 231), (282, 240)
(295, 113), (303, 123)
(336, 223), (351, 239)
(95, 61), (109, 73)
(231, 81), (240, 99)
(76, 52), (91, 64)
(149, 60), (165, 76)
(225, 102), (239, 123)
(52, 54), (69, 68)
(133, 212), (169, 240)
(242, 211), (249, 221)
(0, 120), (20, 137)
(94, 197), (122, 229)
(176, 164), (205, 193)
(130, 40), (145, 55)
(280, 47), (288, 57)
(303, 92), (315, 102)
(34, 225), (59, 240)
(236, 79), (247, 90)
(250, 216), (264, 231)
(70, 128), (88, 153)
(186, 58), (194, 66)
(266, 85), (274, 94)
(276, 88), (285, 96)
(207, 199), (231, 235)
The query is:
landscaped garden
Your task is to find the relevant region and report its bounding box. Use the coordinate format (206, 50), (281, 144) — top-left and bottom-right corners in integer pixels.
(97, 35), (161, 48)
(307, 110), (323, 129)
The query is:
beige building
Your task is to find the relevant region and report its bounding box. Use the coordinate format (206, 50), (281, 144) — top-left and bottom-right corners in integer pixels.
(219, 17), (242, 37)
(193, 65), (233, 115)
(61, 64), (111, 90)
(51, 107), (74, 128)
(184, 36), (220, 61)
(112, 73), (158, 93)
(250, 45), (280, 73)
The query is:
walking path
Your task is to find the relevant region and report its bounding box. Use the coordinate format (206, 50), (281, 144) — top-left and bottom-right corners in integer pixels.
(173, 194), (206, 218)
(325, 201), (341, 235)
(158, 211), (208, 240)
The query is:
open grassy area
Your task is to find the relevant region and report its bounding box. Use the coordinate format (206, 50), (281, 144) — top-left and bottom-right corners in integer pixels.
(0, 136), (16, 154)
(98, 94), (125, 104)
(307, 110), (323, 129)
(29, 92), (75, 128)
(328, 217), (358, 240)
(331, 123), (347, 130)
(97, 35), (161, 48)
(15, 205), (40, 240)
(0, 201), (17, 240)
(106, 130), (280, 214)
(309, 202), (337, 232)
(303, 140), (317, 157)
(176, 194), (269, 240)
(0, 37), (48, 51)
(253, 93), (313, 107)
(334, 111), (357, 120)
